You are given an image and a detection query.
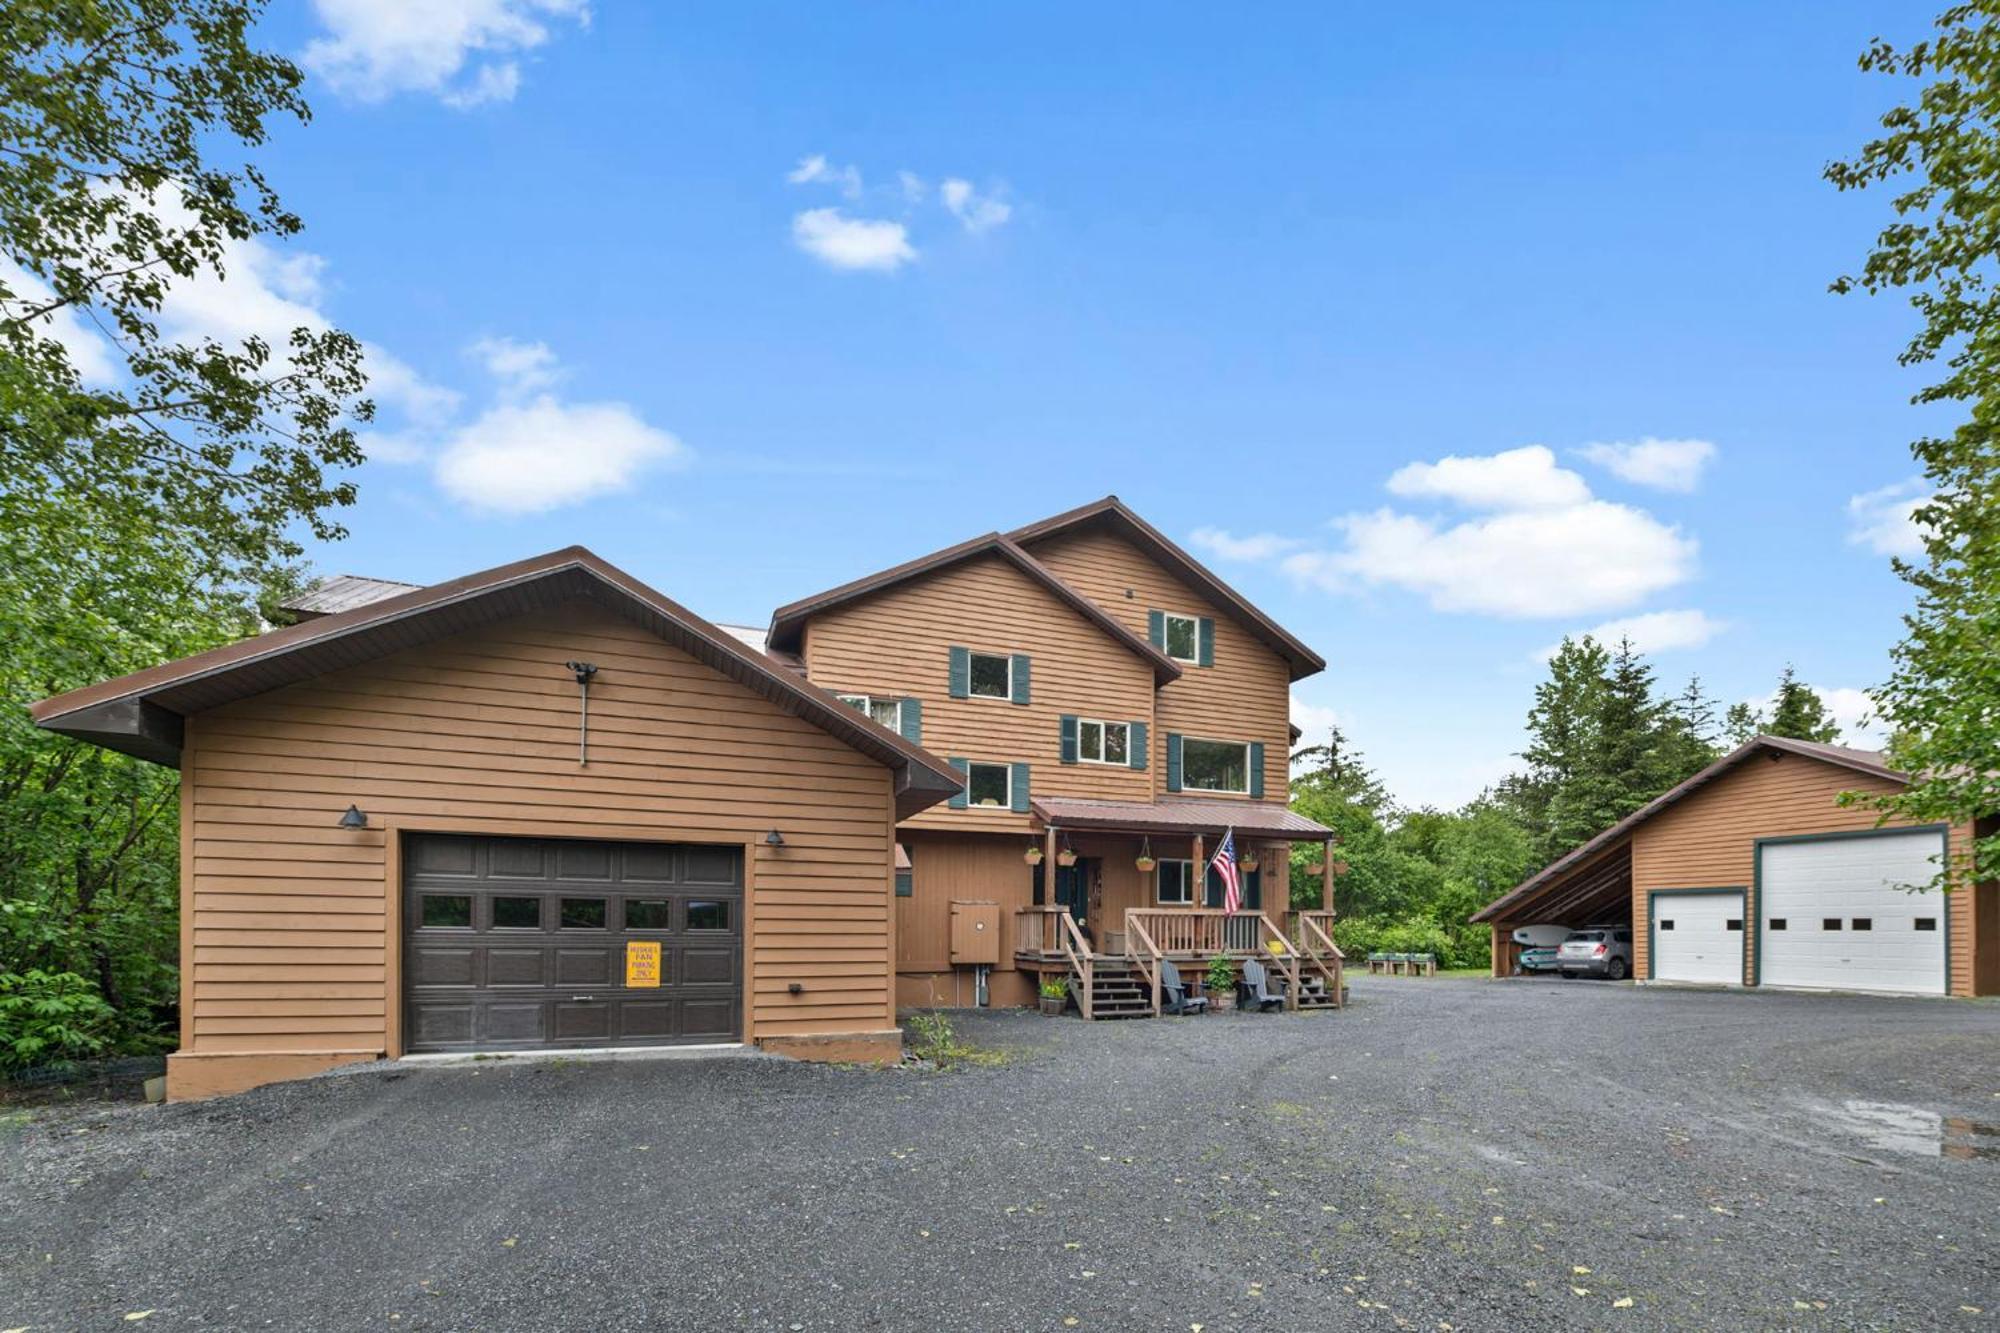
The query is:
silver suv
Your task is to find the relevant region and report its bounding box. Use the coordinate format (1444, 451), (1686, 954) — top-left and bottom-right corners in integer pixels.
(1557, 925), (1633, 981)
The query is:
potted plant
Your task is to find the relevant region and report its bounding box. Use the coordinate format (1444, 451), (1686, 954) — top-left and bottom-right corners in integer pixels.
(1304, 855), (1326, 878)
(1038, 977), (1068, 1016)
(1205, 955), (1236, 1012)
(1330, 859), (1349, 876)
(1239, 849), (1260, 873)
(1056, 846), (1078, 868)
(1134, 837), (1155, 874)
(1023, 843), (1044, 867)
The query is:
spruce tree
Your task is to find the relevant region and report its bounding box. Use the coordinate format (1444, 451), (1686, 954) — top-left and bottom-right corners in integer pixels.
(1766, 666), (1844, 743)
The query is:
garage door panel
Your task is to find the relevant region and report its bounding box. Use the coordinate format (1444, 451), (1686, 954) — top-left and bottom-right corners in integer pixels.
(1759, 832), (1946, 995)
(404, 835), (743, 1052)
(1651, 891), (1745, 984)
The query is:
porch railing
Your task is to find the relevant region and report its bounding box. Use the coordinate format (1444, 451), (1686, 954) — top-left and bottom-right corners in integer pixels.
(1126, 913), (1165, 1017)
(1124, 908), (1303, 1010)
(1292, 910), (1346, 1009)
(1014, 905), (1095, 1019)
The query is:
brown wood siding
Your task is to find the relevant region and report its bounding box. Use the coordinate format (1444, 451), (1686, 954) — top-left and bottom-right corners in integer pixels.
(1630, 751), (1981, 995)
(1024, 530), (1291, 799)
(896, 831), (1037, 971)
(801, 552), (1157, 833)
(183, 602), (898, 1057)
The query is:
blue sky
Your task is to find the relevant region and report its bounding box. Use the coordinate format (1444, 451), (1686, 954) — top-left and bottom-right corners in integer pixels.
(209, 1), (1942, 807)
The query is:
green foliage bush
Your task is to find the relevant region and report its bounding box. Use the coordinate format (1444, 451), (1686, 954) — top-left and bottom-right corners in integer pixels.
(0, 969), (118, 1070)
(1331, 914), (1487, 968)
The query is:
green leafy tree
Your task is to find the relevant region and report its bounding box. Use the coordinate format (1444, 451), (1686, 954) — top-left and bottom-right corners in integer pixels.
(1515, 636), (1609, 862)
(1827, 2), (2000, 885)
(0, 2), (365, 1058)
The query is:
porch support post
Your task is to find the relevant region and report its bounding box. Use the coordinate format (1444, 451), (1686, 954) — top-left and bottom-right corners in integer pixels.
(1321, 838), (1334, 913)
(1045, 824), (1059, 928)
(1192, 833), (1205, 908)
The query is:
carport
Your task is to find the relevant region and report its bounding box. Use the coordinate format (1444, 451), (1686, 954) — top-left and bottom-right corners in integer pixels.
(1474, 838), (1633, 977)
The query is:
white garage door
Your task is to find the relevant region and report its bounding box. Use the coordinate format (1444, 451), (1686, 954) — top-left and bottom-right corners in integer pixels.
(1757, 831), (1948, 996)
(1651, 891), (1745, 984)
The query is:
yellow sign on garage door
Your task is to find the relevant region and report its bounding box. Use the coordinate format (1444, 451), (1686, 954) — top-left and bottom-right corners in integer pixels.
(625, 940), (662, 988)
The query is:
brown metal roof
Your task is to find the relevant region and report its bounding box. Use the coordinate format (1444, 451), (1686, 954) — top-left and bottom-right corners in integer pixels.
(31, 546), (966, 820)
(1007, 495), (1326, 682)
(1031, 795), (1333, 839)
(1469, 736), (1907, 924)
(278, 574), (420, 619)
(766, 532), (1182, 684)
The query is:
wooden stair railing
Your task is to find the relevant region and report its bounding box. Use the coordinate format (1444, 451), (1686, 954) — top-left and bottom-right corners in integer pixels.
(1253, 912), (1303, 1010)
(1124, 913), (1165, 1016)
(1294, 911), (1346, 1009)
(1054, 908), (1095, 1020)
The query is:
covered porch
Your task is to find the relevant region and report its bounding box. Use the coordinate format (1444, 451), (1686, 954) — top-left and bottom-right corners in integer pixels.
(1014, 797), (1346, 1019)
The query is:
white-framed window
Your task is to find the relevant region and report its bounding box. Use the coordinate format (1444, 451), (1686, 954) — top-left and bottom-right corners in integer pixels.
(968, 652), (1012, 699)
(1077, 718), (1130, 765)
(1181, 737), (1250, 794)
(1156, 859), (1195, 905)
(966, 762), (1012, 808)
(1162, 612), (1201, 663)
(835, 693), (903, 731)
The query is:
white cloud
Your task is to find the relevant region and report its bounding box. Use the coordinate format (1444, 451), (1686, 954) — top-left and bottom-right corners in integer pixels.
(791, 208), (916, 272)
(1289, 695), (1342, 745)
(303, 0), (588, 107)
(1282, 498), (1695, 618)
(1538, 609), (1726, 660)
(469, 335), (561, 393)
(940, 178), (1012, 234)
(1189, 528), (1305, 562)
(1385, 444), (1591, 511)
(787, 154), (864, 199)
(1846, 478), (1934, 557)
(434, 394), (687, 513)
(1575, 437), (1716, 492)
(1738, 684), (1886, 749)
(897, 170), (928, 202)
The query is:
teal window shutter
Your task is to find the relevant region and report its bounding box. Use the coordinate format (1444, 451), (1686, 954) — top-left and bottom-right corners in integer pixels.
(1197, 617), (1215, 667)
(1128, 721), (1148, 770)
(1249, 741), (1265, 798)
(895, 845), (914, 898)
(947, 757), (969, 809)
(948, 646), (970, 698)
(900, 697), (923, 744)
(1147, 609), (1165, 649)
(1165, 733), (1183, 792)
(1010, 653), (1031, 705)
(1059, 714), (1078, 764)
(1010, 762), (1031, 813)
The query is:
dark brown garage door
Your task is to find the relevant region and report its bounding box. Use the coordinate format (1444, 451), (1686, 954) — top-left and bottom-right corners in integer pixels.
(402, 834), (743, 1052)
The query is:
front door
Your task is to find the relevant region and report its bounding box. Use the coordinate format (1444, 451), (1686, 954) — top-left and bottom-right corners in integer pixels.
(1054, 859), (1093, 929)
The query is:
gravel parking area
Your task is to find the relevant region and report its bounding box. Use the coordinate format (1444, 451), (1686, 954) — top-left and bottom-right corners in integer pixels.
(3, 976), (1996, 1331)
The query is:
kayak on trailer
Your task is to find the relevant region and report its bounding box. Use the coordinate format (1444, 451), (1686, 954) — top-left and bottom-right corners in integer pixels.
(1515, 945), (1561, 974)
(1511, 924), (1571, 948)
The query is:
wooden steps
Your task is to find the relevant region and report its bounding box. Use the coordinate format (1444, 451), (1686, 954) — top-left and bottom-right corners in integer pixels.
(1083, 959), (1155, 1019)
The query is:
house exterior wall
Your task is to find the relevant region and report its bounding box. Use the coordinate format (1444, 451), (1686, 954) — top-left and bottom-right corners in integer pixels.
(1021, 529), (1291, 800)
(800, 553), (1158, 835)
(174, 600), (901, 1099)
(1628, 751), (1986, 996)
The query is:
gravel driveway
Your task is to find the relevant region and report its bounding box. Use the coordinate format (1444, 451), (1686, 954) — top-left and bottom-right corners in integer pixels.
(4, 976), (1996, 1331)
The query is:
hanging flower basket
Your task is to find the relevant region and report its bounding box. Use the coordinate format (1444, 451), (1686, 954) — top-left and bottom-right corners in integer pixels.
(1023, 845), (1044, 866)
(1134, 855), (1156, 874)
(1304, 859), (1326, 878)
(1239, 851), (1260, 873)
(1056, 849), (1078, 868)
(1331, 860), (1350, 876)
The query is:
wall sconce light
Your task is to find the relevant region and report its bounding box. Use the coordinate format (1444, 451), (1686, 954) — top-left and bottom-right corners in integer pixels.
(765, 829), (786, 848)
(787, 982), (804, 996)
(338, 804), (368, 829)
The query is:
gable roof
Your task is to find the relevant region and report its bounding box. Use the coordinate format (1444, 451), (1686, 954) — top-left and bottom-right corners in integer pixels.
(1469, 736), (1907, 924)
(766, 532), (1182, 684)
(31, 547), (965, 820)
(1007, 495), (1325, 681)
(279, 573), (420, 619)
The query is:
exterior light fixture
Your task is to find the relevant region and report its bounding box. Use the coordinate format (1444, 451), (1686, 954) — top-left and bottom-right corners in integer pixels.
(565, 661), (599, 766)
(338, 804), (368, 829)
(787, 982), (804, 996)
(765, 829), (785, 848)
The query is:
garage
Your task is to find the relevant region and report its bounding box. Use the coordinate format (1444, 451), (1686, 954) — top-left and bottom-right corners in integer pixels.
(1647, 889), (1745, 985)
(1758, 829), (1949, 996)
(404, 834), (744, 1051)
(1475, 736), (1997, 998)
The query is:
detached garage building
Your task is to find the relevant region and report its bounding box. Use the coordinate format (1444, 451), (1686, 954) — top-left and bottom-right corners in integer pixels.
(1475, 737), (1998, 998)
(30, 548), (963, 1100)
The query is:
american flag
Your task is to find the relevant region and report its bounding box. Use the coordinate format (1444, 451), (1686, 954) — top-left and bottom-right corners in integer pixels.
(1210, 827), (1242, 913)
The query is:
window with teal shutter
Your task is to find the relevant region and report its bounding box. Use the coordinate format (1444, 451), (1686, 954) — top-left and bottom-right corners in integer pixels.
(1059, 715), (1078, 764)
(1165, 733), (1183, 792)
(947, 756), (969, 809)
(1010, 762), (1031, 813)
(948, 646), (970, 698)
(1129, 721), (1148, 770)
(1197, 617), (1215, 667)
(1010, 653), (1031, 705)
(895, 844), (914, 897)
(1147, 609), (1166, 649)
(1248, 741), (1265, 798)
(900, 697), (923, 744)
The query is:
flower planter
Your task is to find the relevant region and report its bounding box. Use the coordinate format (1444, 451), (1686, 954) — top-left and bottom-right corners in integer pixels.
(1038, 996), (1065, 1017)
(1134, 856), (1156, 874)
(1304, 861), (1326, 878)
(1056, 850), (1078, 868)
(1023, 849), (1044, 866)
(1207, 989), (1235, 1013)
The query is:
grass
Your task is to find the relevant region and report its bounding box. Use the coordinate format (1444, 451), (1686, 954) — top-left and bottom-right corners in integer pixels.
(901, 1012), (1010, 1070)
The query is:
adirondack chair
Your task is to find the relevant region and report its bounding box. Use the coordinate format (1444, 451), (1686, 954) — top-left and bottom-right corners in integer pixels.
(1160, 959), (1208, 1015)
(1238, 958), (1285, 1011)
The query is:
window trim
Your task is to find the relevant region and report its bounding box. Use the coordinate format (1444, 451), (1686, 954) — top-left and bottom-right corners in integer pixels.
(1076, 717), (1131, 766)
(965, 761), (1012, 809)
(1155, 858), (1195, 906)
(1179, 735), (1252, 795)
(966, 651), (1012, 700)
(835, 692), (904, 731)
(1161, 611), (1202, 664)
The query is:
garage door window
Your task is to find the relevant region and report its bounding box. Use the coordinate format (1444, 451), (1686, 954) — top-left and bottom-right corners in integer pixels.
(1822, 918), (1842, 931)
(1658, 919), (1675, 931)
(626, 899), (671, 930)
(688, 900), (731, 931)
(1726, 919), (1743, 931)
(561, 897), (607, 929)
(1769, 918), (1787, 930)
(494, 896), (540, 928)
(422, 894), (472, 928)
(1852, 918), (1873, 931)
(1915, 917), (1938, 931)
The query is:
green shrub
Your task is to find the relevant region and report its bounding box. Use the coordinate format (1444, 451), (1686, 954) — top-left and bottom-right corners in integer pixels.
(0, 970), (117, 1071)
(1332, 913), (1488, 968)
